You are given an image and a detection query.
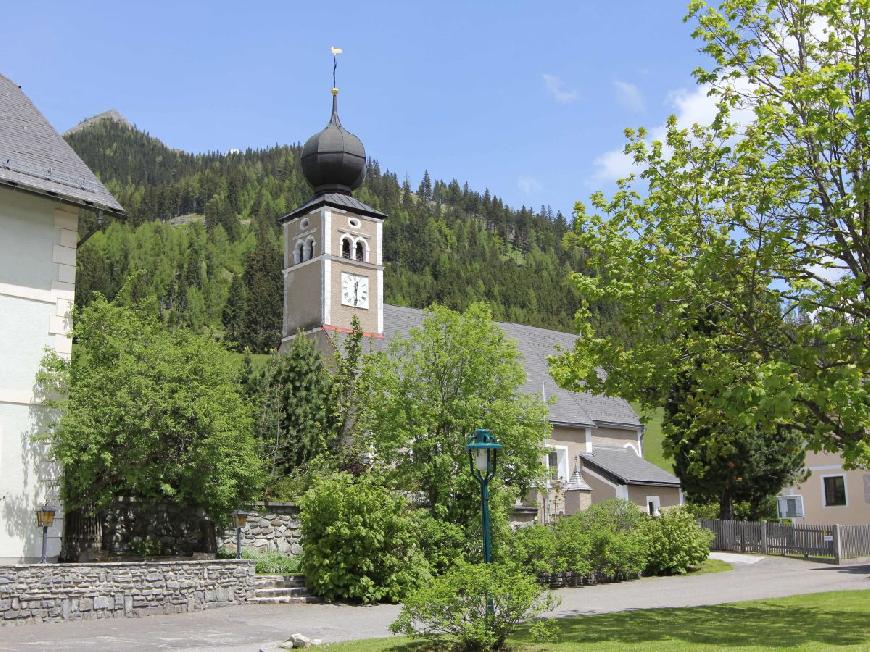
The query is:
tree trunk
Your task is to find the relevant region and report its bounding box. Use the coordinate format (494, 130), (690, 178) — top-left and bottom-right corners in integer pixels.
(718, 490), (734, 521)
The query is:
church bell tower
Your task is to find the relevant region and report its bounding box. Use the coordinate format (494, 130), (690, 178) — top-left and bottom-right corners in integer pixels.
(279, 73), (385, 351)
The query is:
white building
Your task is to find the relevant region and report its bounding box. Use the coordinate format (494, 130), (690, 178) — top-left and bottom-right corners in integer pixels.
(0, 74), (122, 562)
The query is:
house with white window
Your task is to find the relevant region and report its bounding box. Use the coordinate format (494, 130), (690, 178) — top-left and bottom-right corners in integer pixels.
(0, 74), (123, 562)
(778, 451), (870, 525)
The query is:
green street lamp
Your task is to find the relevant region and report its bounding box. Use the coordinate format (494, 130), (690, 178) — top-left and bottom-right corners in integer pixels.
(466, 428), (502, 564)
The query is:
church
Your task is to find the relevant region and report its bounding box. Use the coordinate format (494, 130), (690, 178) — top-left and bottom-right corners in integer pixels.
(278, 85), (682, 521)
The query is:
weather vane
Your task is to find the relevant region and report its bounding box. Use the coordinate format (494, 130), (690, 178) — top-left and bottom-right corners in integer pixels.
(331, 46), (343, 93)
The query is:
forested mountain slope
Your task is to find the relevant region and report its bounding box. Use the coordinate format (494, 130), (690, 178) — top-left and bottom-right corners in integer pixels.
(67, 118), (598, 350)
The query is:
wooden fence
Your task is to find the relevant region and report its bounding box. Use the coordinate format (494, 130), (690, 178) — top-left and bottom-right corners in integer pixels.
(699, 519), (870, 564)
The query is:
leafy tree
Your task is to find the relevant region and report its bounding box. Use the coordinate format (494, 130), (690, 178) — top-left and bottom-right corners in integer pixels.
(553, 0), (870, 468)
(355, 303), (550, 530)
(38, 295), (261, 521)
(664, 370), (806, 520)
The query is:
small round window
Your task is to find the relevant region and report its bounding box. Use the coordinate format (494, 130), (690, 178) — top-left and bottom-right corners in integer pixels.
(300, 218), (310, 230)
(348, 217), (361, 228)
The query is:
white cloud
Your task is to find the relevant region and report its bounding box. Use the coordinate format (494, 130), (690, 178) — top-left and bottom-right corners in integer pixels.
(517, 175), (543, 194)
(592, 149), (635, 183)
(542, 74), (579, 104)
(614, 80), (645, 112)
(593, 82), (754, 182)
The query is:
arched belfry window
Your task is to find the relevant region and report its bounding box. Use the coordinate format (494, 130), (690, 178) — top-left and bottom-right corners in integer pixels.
(354, 240), (365, 262)
(295, 241), (304, 265)
(341, 237), (352, 259)
(306, 237), (315, 261)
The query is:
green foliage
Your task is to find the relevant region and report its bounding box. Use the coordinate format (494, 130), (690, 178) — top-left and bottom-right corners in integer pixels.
(683, 497), (779, 522)
(408, 508), (467, 575)
(505, 524), (559, 577)
(37, 296), (261, 522)
(642, 507), (713, 576)
(390, 561), (559, 651)
(298, 473), (429, 603)
(356, 303), (550, 532)
(505, 500), (711, 584)
(553, 0), (870, 469)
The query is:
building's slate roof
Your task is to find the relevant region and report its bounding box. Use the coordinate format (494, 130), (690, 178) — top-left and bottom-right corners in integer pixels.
(0, 74), (123, 213)
(380, 304), (641, 428)
(279, 192), (387, 223)
(580, 448), (679, 486)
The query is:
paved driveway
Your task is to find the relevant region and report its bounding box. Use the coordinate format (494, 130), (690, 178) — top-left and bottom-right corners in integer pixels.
(1, 555), (867, 652)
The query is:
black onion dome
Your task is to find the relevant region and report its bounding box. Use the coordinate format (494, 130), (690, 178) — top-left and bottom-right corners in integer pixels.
(301, 92), (366, 195)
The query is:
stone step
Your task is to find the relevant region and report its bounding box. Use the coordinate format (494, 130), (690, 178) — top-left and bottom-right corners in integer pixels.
(248, 595), (320, 604)
(254, 575), (306, 588)
(254, 587), (310, 598)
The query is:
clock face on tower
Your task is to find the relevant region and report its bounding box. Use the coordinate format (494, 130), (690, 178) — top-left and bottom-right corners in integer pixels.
(340, 272), (369, 309)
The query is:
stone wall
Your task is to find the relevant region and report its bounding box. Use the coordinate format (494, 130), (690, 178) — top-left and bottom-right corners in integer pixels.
(0, 559), (254, 625)
(218, 503), (301, 555)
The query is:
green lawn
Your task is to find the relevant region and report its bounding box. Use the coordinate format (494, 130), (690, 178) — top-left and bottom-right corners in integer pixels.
(322, 589), (870, 651)
(633, 403), (672, 472)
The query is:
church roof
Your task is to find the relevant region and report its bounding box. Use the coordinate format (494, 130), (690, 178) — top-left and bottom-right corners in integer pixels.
(279, 192), (387, 223)
(0, 74), (123, 214)
(380, 304), (641, 429)
(580, 448), (680, 486)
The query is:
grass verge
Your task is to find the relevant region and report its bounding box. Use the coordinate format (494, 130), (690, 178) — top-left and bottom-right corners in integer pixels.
(687, 558), (732, 575)
(322, 589), (870, 651)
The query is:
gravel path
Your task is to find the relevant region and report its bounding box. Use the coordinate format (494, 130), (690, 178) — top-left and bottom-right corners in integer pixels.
(1, 555), (867, 651)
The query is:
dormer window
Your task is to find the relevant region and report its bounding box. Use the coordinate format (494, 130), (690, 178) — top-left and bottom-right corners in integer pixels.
(354, 240), (365, 262)
(341, 237), (352, 259)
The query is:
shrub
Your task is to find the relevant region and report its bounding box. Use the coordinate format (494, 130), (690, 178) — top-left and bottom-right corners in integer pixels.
(299, 472), (429, 603)
(553, 516), (593, 579)
(594, 529), (649, 580)
(391, 561), (559, 651)
(504, 524), (559, 577)
(577, 500), (649, 581)
(409, 507), (467, 574)
(643, 507), (712, 575)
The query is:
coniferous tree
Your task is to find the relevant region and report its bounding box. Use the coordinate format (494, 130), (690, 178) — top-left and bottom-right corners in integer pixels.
(254, 335), (334, 484)
(222, 274), (248, 350)
(239, 226), (283, 352)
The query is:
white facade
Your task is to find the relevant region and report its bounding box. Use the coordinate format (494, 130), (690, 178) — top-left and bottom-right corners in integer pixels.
(0, 186), (77, 562)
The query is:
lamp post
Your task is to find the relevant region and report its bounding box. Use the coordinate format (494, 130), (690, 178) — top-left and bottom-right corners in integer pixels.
(231, 510), (248, 560)
(35, 503), (56, 564)
(466, 428), (502, 564)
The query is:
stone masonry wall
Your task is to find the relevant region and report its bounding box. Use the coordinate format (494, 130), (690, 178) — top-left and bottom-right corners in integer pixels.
(0, 559), (255, 625)
(218, 503), (301, 555)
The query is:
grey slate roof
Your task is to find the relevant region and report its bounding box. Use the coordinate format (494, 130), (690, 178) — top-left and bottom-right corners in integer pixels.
(381, 304), (640, 428)
(0, 74), (123, 213)
(279, 192), (387, 223)
(580, 448), (680, 486)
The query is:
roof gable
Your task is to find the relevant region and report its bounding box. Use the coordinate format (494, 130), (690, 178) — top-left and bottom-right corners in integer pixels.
(0, 74), (123, 214)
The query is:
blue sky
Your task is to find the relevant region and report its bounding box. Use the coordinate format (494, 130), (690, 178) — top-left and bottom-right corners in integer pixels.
(1, 1), (713, 217)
